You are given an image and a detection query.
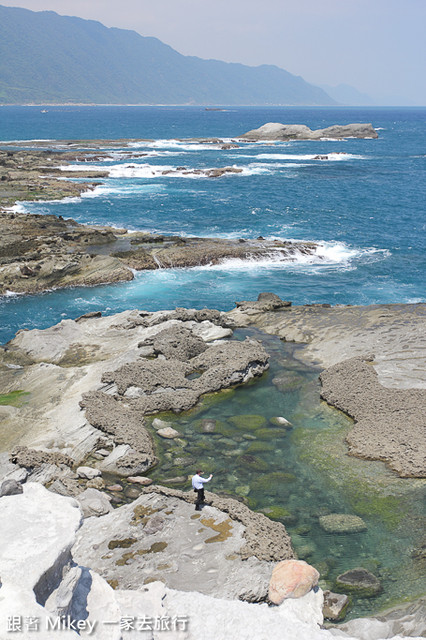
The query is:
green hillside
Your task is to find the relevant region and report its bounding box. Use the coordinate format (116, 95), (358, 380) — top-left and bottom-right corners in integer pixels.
(0, 5), (335, 105)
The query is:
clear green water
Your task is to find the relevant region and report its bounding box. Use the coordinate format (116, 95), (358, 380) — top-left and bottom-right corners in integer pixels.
(141, 329), (425, 619)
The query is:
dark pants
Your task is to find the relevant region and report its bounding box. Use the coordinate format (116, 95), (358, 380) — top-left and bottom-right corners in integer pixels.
(195, 487), (205, 510)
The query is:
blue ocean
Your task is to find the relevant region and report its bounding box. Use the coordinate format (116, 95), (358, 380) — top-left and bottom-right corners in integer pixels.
(0, 106), (425, 343)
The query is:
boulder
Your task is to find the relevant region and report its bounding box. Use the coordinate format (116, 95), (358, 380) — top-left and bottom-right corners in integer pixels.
(335, 568), (382, 598)
(239, 122), (378, 141)
(76, 466), (102, 480)
(77, 488), (112, 518)
(323, 590), (350, 621)
(86, 476), (105, 490)
(270, 416), (292, 428)
(319, 514), (367, 534)
(152, 418), (173, 430)
(0, 479), (23, 497)
(127, 476), (153, 485)
(157, 427), (181, 439)
(268, 559), (320, 603)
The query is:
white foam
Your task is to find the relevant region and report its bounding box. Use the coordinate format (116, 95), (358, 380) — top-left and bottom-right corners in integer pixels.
(62, 162), (261, 180)
(5, 203), (28, 213)
(0, 138), (54, 144)
(186, 241), (388, 273)
(238, 152), (365, 161)
(128, 139), (225, 151)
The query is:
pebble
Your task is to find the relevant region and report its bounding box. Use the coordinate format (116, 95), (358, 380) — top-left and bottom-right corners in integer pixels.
(127, 476), (153, 485)
(107, 484), (123, 492)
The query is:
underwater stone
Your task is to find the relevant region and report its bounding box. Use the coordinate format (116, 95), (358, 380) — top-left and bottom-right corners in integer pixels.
(157, 427), (181, 439)
(229, 414), (267, 430)
(245, 441), (274, 454)
(270, 416), (293, 428)
(254, 427), (285, 440)
(152, 418), (173, 430)
(237, 454), (269, 472)
(260, 506), (295, 523)
(127, 476), (153, 486)
(319, 514), (367, 534)
(335, 568), (382, 598)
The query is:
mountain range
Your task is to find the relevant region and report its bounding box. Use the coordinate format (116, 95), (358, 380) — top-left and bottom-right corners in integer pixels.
(0, 4), (336, 106)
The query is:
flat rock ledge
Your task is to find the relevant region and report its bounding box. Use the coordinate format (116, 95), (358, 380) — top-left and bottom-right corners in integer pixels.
(140, 484), (293, 562)
(320, 356), (426, 478)
(239, 122), (378, 141)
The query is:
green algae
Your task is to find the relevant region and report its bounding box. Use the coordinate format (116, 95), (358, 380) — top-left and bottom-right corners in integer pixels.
(0, 390), (30, 407)
(245, 441), (274, 453)
(229, 414), (266, 430)
(260, 505), (295, 522)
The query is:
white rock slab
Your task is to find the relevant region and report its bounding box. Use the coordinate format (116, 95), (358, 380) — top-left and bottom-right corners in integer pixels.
(0, 483), (82, 592)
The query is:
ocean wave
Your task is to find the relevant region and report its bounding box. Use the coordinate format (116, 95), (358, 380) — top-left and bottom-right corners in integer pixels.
(5, 203), (29, 213)
(186, 241), (389, 273)
(0, 138), (54, 144)
(81, 182), (164, 198)
(62, 162), (265, 179)
(127, 139), (228, 151)
(237, 152), (366, 161)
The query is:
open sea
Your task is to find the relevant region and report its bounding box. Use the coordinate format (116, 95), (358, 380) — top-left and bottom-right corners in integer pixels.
(0, 105), (425, 343)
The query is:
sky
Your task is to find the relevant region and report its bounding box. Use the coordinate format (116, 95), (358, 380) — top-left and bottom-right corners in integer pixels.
(2, 0), (426, 105)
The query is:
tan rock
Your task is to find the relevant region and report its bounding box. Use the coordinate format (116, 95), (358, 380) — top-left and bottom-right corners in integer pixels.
(157, 427), (181, 439)
(127, 476), (153, 485)
(268, 559), (319, 604)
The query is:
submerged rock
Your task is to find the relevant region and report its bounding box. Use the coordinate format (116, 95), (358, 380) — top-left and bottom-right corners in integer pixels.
(157, 427), (181, 439)
(268, 559), (320, 603)
(335, 568), (382, 598)
(229, 414), (267, 430)
(319, 513), (367, 534)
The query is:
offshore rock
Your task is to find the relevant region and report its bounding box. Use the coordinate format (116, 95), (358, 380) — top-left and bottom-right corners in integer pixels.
(239, 122), (378, 141)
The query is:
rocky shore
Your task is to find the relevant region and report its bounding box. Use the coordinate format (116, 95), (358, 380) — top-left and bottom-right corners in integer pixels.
(0, 207), (318, 295)
(0, 146), (320, 294)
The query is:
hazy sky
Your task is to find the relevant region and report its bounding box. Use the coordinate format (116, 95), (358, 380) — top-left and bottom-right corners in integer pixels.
(3, 0), (426, 104)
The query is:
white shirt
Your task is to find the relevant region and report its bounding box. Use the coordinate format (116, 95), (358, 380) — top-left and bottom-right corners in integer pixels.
(192, 473), (211, 490)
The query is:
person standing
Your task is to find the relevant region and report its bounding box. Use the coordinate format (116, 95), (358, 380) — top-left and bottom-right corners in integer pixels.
(191, 469), (212, 511)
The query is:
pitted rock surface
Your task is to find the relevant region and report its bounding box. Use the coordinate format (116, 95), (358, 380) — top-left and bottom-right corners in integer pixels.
(320, 356), (426, 477)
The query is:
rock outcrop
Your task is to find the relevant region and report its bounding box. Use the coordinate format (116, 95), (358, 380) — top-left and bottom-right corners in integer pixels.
(239, 122), (378, 141)
(227, 300), (426, 479)
(320, 356), (426, 477)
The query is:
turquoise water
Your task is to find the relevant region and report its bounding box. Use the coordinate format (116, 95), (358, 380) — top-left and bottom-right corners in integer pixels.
(0, 106), (425, 343)
(144, 330), (425, 619)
